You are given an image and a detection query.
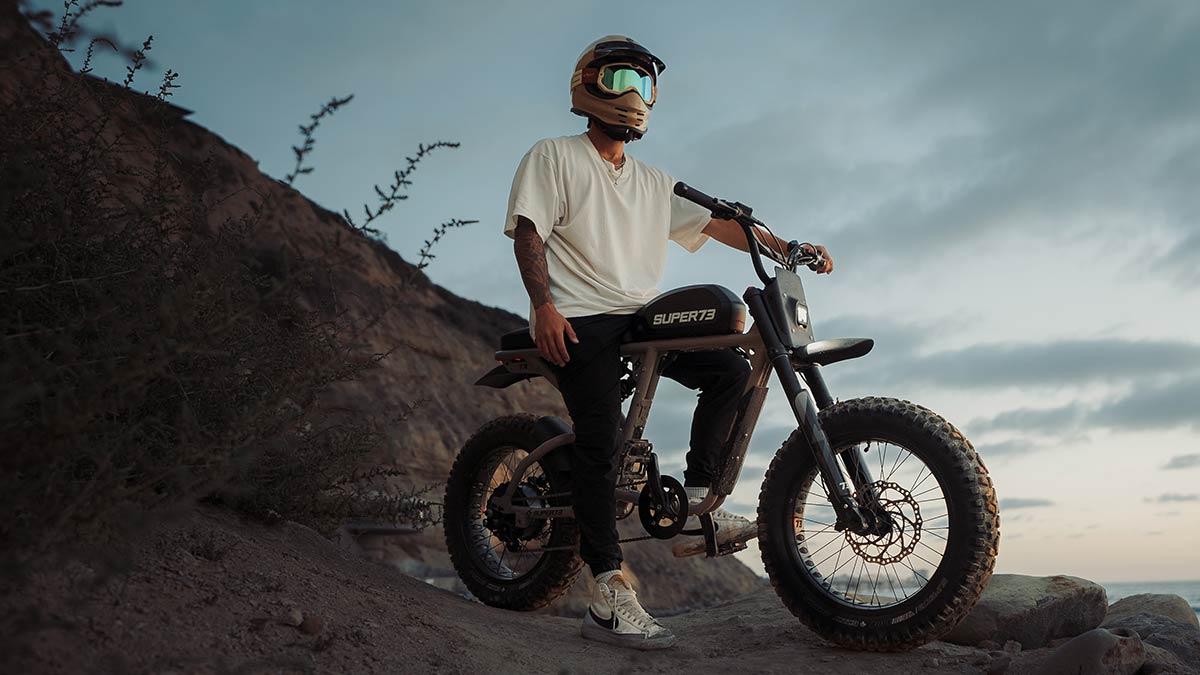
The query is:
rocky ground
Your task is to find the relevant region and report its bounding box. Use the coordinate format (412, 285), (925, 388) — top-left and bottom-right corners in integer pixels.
(6, 507), (1198, 674)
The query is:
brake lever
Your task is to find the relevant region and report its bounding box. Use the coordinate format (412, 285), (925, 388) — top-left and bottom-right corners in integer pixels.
(786, 241), (824, 272)
(711, 199), (744, 221)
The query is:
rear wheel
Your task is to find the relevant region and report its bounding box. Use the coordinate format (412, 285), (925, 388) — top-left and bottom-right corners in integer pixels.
(444, 414), (582, 610)
(758, 397), (999, 650)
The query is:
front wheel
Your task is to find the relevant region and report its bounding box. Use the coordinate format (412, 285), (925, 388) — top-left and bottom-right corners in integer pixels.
(758, 397), (999, 651)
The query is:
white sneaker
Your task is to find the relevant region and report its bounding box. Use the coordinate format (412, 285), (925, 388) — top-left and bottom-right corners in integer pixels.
(580, 572), (675, 650)
(671, 505), (757, 558)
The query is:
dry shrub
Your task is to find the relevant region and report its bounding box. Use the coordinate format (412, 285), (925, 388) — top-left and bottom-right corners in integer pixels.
(0, 1), (453, 563)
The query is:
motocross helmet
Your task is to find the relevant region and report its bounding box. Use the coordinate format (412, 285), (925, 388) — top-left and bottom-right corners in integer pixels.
(570, 35), (666, 142)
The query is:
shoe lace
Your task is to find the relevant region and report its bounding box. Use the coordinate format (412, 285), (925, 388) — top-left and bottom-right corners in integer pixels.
(607, 585), (661, 631)
(710, 507), (747, 522)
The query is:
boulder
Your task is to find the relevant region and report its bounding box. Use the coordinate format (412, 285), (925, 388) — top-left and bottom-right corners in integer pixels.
(1139, 643), (1195, 675)
(1102, 612), (1200, 671)
(1104, 594), (1200, 630)
(945, 574), (1108, 649)
(1033, 627), (1144, 675)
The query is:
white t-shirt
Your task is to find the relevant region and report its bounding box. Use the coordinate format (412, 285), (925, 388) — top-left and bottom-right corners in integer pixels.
(504, 133), (712, 326)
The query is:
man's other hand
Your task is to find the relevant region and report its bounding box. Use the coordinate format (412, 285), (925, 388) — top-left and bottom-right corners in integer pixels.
(799, 243), (834, 274)
(534, 304), (578, 367)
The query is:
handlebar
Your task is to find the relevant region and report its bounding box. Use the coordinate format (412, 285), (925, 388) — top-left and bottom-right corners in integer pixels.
(673, 182), (739, 219)
(674, 181), (825, 285)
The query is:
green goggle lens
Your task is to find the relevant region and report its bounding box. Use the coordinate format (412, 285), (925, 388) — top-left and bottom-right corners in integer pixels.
(599, 66), (654, 102)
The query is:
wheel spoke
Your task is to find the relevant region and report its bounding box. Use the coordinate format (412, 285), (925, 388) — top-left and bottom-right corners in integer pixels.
(814, 537), (850, 569)
(885, 445), (910, 481)
(793, 436), (953, 610)
(844, 554), (861, 599)
(912, 550), (940, 570)
(805, 531), (843, 558)
(466, 446), (557, 583)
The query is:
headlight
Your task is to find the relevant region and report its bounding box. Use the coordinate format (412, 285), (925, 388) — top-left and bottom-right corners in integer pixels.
(794, 303), (809, 329)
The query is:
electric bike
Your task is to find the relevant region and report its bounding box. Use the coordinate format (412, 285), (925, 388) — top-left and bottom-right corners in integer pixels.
(443, 182), (999, 650)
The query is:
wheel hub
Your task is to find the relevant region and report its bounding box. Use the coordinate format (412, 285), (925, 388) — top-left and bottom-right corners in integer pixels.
(844, 481), (922, 565)
(484, 482), (547, 549)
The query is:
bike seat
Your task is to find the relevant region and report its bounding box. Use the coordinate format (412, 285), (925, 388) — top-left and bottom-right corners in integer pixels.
(499, 325), (642, 351)
(499, 327), (537, 350)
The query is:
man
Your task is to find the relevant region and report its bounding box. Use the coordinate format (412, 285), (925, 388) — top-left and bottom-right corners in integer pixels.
(504, 36), (833, 650)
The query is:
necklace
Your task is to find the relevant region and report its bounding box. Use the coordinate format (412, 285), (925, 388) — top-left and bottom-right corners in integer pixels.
(608, 155), (626, 185)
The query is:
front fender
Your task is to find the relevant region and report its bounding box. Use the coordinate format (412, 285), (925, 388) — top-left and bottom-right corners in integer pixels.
(792, 338), (874, 367)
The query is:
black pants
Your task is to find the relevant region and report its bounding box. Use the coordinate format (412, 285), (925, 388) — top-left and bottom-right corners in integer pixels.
(551, 314), (751, 576)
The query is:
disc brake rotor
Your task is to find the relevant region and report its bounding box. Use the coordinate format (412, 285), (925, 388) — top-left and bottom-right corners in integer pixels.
(844, 481), (922, 565)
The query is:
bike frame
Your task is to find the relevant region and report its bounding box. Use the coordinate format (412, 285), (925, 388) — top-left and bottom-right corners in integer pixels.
(489, 182), (880, 535)
(492, 307), (875, 534)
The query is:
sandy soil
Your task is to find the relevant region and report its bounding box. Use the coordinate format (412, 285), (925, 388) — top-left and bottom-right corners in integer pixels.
(4, 507), (1024, 675)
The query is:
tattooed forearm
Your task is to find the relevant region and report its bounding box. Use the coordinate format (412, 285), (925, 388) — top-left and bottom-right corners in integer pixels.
(513, 217), (553, 309)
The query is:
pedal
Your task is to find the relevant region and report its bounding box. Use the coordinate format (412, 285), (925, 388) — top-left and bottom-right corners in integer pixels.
(700, 513), (753, 558)
(701, 514), (717, 558)
(714, 540), (748, 557)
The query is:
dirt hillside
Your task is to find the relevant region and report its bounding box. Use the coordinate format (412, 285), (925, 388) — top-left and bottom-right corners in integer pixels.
(5, 507), (1003, 675)
(0, 1), (761, 615)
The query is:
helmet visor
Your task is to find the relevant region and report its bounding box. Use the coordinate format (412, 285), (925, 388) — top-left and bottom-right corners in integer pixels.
(597, 64), (655, 103)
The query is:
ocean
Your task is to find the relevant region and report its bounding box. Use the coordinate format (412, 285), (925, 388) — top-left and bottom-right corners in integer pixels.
(1102, 580), (1200, 622)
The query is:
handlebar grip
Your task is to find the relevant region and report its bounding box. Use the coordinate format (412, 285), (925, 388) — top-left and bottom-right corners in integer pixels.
(673, 181), (719, 209)
(676, 181), (778, 285)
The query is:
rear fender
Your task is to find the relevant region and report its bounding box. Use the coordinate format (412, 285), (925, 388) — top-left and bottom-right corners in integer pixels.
(532, 416), (573, 474)
(476, 350), (557, 389)
(475, 365), (537, 388)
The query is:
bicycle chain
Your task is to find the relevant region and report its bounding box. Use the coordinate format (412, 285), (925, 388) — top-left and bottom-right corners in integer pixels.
(522, 482), (667, 550)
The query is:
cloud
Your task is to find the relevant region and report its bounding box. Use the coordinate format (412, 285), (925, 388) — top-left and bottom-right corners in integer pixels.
(977, 439), (1040, 457)
(848, 339), (1200, 391)
(817, 314), (933, 356)
(999, 497), (1055, 510)
(1159, 232), (1200, 288)
(1164, 453), (1200, 470)
(667, 1), (1200, 276)
(968, 405), (1083, 435)
(1088, 376), (1200, 431)
(1143, 494), (1200, 503)
(963, 374), (1200, 441)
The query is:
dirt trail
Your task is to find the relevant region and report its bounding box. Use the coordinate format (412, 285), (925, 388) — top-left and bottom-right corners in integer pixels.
(7, 508), (1011, 674)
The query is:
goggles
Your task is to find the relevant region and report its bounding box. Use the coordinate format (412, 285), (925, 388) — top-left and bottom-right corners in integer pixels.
(596, 63), (657, 103)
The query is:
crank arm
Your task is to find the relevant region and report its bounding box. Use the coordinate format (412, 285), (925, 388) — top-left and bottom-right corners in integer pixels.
(645, 452), (669, 512)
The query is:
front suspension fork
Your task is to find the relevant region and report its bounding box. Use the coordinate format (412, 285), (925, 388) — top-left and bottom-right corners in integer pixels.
(745, 289), (874, 532)
(796, 362), (878, 499)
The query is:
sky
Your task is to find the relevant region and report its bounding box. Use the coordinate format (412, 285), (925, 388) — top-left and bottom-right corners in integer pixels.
(33, 0), (1200, 582)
